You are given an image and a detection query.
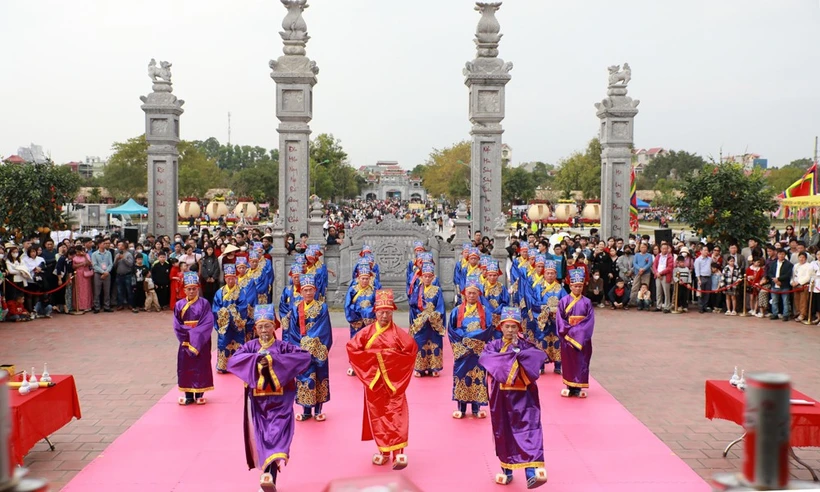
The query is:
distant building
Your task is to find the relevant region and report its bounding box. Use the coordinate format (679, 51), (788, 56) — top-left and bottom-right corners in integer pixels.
(723, 153), (762, 171)
(63, 156), (105, 178)
(631, 147), (668, 173)
(3, 155), (26, 164)
(753, 158), (768, 170)
(358, 161), (427, 202)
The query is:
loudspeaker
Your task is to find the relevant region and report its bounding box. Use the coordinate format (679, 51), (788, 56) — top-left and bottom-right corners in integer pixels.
(654, 228), (673, 246)
(124, 227), (139, 244)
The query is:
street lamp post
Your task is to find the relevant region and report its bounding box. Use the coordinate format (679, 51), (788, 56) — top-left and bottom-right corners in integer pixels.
(312, 159), (330, 196)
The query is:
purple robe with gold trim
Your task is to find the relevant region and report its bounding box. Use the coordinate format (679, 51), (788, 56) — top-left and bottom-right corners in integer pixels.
(227, 339), (311, 471)
(555, 294), (594, 388)
(173, 297), (215, 393)
(480, 338), (547, 469)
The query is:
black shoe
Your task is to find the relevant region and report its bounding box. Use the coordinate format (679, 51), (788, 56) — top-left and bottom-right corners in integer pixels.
(93, 309), (100, 314)
(103, 308), (113, 313)
(770, 315), (778, 320)
(782, 316), (790, 322)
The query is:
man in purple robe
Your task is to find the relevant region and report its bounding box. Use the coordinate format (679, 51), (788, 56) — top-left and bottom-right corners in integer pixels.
(479, 306), (548, 489)
(556, 267), (595, 398)
(174, 271), (214, 406)
(227, 304), (311, 492)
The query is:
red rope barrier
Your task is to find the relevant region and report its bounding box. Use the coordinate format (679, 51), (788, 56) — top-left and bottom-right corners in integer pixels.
(679, 279), (742, 294)
(4, 276), (72, 296)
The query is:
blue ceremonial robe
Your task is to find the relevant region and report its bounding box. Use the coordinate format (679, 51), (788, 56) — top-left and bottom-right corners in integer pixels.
(483, 281), (510, 339)
(213, 283), (255, 372)
(409, 283), (446, 374)
(278, 285), (302, 331)
(306, 262), (328, 299)
(343, 283), (376, 338)
(285, 299), (333, 408)
(448, 300), (494, 407)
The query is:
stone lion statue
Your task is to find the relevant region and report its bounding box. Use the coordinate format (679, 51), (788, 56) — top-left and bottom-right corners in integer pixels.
(607, 63), (631, 86)
(148, 59), (173, 83)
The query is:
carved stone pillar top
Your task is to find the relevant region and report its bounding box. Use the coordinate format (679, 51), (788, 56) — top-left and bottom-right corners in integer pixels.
(270, 0), (319, 79)
(464, 2), (512, 87)
(594, 63), (640, 118)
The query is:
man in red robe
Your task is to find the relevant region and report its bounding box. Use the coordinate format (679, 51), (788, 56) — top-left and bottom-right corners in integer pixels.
(347, 289), (418, 470)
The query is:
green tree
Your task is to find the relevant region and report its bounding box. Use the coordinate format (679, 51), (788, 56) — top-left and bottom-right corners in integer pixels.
(676, 163), (776, 245)
(531, 162), (554, 188)
(103, 135), (148, 201)
(502, 166), (536, 204)
(784, 157), (813, 170)
(553, 138), (602, 199)
(420, 141), (471, 201)
(0, 161), (80, 240)
(231, 160), (279, 204)
(178, 141), (228, 197)
(765, 166), (806, 196)
(640, 150), (706, 187)
(88, 187), (103, 203)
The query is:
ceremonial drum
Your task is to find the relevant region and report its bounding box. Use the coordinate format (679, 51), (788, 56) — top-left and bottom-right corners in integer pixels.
(554, 203), (577, 221)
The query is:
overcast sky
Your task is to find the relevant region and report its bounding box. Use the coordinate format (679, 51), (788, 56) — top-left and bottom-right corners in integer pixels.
(1, 1), (818, 169)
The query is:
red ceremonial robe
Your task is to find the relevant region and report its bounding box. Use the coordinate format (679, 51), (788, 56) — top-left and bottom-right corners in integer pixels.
(347, 320), (418, 453)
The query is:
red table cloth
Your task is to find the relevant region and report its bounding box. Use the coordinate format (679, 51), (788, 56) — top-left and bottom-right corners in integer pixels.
(8, 375), (82, 465)
(705, 379), (820, 448)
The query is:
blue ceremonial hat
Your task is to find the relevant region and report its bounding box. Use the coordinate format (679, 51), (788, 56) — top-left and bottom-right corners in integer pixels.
(534, 254), (546, 266)
(300, 274), (316, 288)
(357, 264), (372, 277)
(464, 275), (482, 293)
(413, 240), (425, 251)
(462, 243), (472, 251)
(253, 304), (276, 323)
(248, 250), (260, 260)
(421, 262), (435, 274)
(420, 252), (433, 263)
(183, 271), (199, 286)
(569, 268), (586, 284)
(253, 241), (264, 251)
(235, 256), (249, 267)
(306, 246), (318, 258)
(480, 256), (491, 267)
(486, 261), (500, 274)
(223, 264), (237, 277)
(361, 253), (374, 263)
(499, 306), (522, 326)
(289, 263), (303, 276)
(294, 255), (306, 265)
(543, 259), (557, 271)
(360, 244), (372, 256)
(468, 247), (480, 259)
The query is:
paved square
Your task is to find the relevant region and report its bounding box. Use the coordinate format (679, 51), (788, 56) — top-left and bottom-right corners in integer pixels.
(2, 308), (819, 489)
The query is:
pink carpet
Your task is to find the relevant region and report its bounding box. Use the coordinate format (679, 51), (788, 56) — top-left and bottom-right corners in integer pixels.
(64, 327), (709, 492)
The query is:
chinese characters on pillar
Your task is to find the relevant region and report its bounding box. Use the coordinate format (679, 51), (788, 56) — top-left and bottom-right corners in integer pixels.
(286, 142), (300, 232)
(480, 143), (494, 237)
(154, 161), (166, 230)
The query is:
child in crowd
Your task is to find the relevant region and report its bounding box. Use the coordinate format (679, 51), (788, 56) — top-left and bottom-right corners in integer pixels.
(746, 257), (765, 318)
(673, 255), (691, 313)
(636, 283), (652, 311)
(607, 277), (630, 310)
(133, 255), (149, 310)
(144, 271), (161, 312)
(586, 270), (604, 307)
(33, 293), (53, 319)
(5, 293), (32, 321)
(722, 256), (740, 316)
(710, 264), (723, 313)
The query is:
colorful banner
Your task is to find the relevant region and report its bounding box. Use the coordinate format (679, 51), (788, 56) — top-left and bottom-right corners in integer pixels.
(629, 166), (639, 232)
(777, 163), (818, 199)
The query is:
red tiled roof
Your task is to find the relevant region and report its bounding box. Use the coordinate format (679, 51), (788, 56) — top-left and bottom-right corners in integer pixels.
(647, 147), (663, 155)
(5, 155), (25, 164)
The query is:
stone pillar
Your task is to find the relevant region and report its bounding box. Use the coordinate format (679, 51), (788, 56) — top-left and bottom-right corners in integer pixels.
(452, 201), (471, 244)
(141, 59), (184, 237)
(595, 63), (639, 240)
(464, 2), (512, 239)
(307, 197), (325, 246)
(270, 217), (288, 302)
(270, 0), (319, 237)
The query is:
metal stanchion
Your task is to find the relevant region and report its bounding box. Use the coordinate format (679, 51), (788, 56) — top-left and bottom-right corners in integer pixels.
(671, 272), (681, 314)
(738, 276), (748, 317)
(804, 280), (813, 325)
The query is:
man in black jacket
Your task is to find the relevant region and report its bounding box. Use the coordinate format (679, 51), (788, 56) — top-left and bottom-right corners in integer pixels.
(765, 248), (793, 322)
